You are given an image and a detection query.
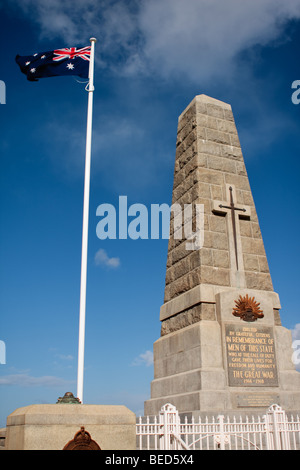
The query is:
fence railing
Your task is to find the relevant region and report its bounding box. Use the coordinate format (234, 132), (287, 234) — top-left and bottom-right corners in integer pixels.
(136, 403), (300, 450)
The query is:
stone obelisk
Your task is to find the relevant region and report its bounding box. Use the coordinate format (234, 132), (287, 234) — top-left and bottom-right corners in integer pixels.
(144, 95), (300, 416)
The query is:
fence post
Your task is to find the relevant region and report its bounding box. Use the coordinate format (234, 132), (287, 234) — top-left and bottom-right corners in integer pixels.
(159, 404), (181, 450)
(266, 404), (291, 450)
(159, 404), (168, 450)
(217, 415), (226, 450)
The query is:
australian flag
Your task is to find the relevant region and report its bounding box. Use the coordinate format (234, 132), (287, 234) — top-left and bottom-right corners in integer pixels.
(16, 46), (91, 81)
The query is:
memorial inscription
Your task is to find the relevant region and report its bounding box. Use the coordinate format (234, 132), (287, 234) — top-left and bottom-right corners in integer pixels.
(237, 393), (280, 408)
(225, 324), (278, 387)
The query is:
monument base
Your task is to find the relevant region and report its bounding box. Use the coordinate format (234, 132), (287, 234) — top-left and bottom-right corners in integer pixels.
(145, 388), (300, 418)
(5, 404), (136, 450)
(144, 288), (300, 416)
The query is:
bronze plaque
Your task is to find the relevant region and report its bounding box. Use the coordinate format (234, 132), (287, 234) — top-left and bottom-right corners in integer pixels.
(225, 324), (278, 387)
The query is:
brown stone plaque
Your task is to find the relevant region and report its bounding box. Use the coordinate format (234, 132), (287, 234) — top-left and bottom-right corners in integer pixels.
(225, 324), (278, 387)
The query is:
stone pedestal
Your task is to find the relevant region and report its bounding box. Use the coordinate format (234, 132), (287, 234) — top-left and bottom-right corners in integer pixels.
(144, 287), (300, 415)
(5, 404), (136, 450)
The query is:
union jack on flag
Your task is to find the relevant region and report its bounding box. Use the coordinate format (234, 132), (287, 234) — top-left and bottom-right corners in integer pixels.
(53, 46), (91, 62)
(16, 45), (91, 81)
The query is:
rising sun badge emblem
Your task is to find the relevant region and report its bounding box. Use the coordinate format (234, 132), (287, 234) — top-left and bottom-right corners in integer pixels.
(232, 294), (264, 322)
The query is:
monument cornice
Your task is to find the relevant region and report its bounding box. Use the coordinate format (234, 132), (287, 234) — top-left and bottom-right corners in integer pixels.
(160, 284), (281, 322)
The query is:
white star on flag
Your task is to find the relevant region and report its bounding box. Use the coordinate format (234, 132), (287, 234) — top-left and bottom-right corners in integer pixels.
(66, 63), (75, 70)
(30, 68), (36, 73)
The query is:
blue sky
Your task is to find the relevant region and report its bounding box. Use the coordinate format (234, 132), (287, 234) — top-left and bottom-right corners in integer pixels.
(0, 0), (300, 427)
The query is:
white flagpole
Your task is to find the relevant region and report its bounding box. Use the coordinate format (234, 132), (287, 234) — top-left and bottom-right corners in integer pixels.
(77, 37), (97, 403)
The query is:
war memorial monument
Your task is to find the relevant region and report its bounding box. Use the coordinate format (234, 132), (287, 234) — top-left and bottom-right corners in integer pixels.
(144, 94), (300, 417)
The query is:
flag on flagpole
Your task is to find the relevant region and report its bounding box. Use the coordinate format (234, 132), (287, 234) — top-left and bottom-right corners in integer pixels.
(15, 46), (91, 81)
(15, 38), (97, 404)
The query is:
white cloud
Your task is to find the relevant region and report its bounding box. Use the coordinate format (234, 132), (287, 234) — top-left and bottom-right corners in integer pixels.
(12, 0), (98, 43)
(55, 354), (74, 361)
(132, 350), (153, 367)
(0, 373), (75, 388)
(10, 0), (138, 57)
(94, 248), (120, 268)
(291, 324), (300, 372)
(139, 0), (300, 82)
(9, 0), (300, 82)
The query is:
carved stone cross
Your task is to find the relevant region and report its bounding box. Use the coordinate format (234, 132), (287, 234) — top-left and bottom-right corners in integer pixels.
(212, 185), (251, 283)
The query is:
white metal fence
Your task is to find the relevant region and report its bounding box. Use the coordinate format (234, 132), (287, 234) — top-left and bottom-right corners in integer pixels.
(136, 403), (300, 450)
